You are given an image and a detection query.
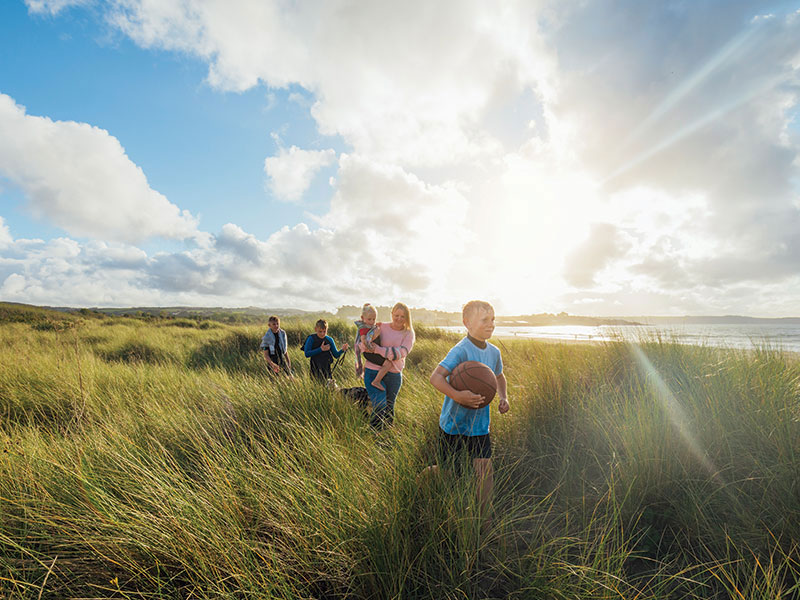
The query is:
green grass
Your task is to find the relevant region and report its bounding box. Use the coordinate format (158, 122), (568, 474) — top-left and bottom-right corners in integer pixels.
(0, 310), (798, 598)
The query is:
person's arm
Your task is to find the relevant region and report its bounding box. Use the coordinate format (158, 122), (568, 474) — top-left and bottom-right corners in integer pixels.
(263, 350), (280, 373)
(328, 337), (349, 358)
(354, 331), (363, 376)
(367, 327), (414, 361)
(304, 336), (322, 358)
(430, 365), (484, 409)
(496, 372), (509, 413)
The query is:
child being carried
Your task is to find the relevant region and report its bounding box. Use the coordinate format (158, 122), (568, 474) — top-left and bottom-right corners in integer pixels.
(354, 303), (397, 391)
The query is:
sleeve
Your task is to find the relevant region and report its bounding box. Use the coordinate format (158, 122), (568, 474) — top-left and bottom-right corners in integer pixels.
(260, 331), (272, 352)
(493, 347), (503, 375)
(368, 326), (414, 361)
(439, 342), (466, 374)
(303, 335), (322, 357)
(328, 336), (345, 358)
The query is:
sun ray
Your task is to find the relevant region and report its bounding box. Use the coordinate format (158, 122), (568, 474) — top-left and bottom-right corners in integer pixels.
(619, 18), (766, 153)
(627, 343), (726, 488)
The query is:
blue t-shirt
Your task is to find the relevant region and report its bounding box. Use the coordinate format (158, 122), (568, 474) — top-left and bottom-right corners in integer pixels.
(438, 337), (503, 436)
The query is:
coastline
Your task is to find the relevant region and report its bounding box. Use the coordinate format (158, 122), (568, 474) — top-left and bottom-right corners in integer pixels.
(436, 323), (800, 355)
(488, 330), (800, 360)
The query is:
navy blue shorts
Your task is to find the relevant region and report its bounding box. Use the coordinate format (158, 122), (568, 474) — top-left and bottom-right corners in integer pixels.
(437, 428), (492, 474)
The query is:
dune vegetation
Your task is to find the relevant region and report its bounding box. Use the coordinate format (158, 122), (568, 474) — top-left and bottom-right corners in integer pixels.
(0, 304), (798, 599)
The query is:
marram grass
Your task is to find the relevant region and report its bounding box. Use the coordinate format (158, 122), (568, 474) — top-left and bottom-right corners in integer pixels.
(0, 314), (798, 598)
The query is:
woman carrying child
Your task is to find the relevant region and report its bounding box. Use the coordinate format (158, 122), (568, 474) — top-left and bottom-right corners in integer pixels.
(356, 302), (415, 430)
(354, 304), (396, 391)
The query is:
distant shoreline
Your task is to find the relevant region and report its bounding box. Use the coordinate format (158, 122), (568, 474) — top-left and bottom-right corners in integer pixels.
(3, 302), (800, 327)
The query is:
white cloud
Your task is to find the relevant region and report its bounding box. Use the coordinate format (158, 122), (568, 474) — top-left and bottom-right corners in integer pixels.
(0, 217), (11, 248)
(264, 145), (336, 202)
(564, 223), (632, 288)
(0, 155), (470, 309)
(0, 93), (199, 243)
(7, 1), (800, 316)
(25, 0), (90, 16)
(106, 0), (556, 167)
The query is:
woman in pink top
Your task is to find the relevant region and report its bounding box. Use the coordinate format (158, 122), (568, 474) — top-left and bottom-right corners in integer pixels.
(358, 302), (415, 430)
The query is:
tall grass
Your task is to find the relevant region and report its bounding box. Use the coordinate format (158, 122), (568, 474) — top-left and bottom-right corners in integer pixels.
(0, 314), (798, 598)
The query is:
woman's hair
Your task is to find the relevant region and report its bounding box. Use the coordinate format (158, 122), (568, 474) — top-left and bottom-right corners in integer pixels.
(361, 303), (377, 318)
(391, 302), (412, 331)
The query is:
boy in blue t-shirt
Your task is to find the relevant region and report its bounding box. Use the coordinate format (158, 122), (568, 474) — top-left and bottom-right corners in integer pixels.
(425, 300), (510, 515)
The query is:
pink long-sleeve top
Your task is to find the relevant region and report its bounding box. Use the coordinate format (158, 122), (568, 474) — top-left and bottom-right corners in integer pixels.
(363, 322), (415, 373)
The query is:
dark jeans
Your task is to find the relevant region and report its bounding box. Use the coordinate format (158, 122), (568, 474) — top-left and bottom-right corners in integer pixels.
(364, 368), (402, 430)
(310, 360), (332, 383)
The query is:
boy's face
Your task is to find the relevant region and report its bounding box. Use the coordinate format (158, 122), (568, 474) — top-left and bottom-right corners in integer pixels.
(464, 307), (495, 341)
(315, 325), (327, 338)
(362, 313), (376, 327)
(269, 320), (280, 332)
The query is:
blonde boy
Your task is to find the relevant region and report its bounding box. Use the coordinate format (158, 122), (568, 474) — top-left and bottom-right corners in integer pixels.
(425, 300), (510, 514)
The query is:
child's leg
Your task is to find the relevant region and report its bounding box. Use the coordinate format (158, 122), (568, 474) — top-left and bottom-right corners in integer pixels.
(473, 458), (494, 516)
(370, 361), (392, 390)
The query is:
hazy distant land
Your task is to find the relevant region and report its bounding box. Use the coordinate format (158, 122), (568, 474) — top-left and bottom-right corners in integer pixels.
(5, 301), (797, 327)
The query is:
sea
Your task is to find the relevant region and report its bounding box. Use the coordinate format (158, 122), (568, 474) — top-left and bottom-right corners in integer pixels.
(440, 323), (800, 353)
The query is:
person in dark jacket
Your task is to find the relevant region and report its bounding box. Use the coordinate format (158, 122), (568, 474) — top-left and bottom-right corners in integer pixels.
(303, 319), (349, 384)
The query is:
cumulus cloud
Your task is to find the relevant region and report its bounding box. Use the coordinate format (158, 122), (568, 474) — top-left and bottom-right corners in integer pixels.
(0, 217), (11, 248)
(564, 223), (632, 288)
(0, 154), (470, 309)
(550, 2), (800, 282)
(0, 93), (199, 243)
(264, 145), (336, 202)
(7, 1), (800, 315)
(106, 0), (556, 166)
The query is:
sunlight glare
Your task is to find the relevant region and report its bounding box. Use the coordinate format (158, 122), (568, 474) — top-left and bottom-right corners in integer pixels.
(628, 343), (726, 488)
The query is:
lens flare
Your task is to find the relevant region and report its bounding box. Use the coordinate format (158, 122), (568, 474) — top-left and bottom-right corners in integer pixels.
(628, 343), (725, 487)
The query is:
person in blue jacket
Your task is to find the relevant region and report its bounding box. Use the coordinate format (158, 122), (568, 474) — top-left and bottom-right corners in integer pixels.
(303, 319), (349, 383)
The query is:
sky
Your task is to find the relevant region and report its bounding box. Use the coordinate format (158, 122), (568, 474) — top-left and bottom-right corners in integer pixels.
(0, 1), (799, 317)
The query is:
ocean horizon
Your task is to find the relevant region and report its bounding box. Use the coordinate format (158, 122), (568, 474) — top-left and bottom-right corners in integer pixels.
(440, 323), (800, 353)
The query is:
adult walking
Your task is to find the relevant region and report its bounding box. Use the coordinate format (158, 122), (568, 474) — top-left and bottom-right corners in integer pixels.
(357, 302), (415, 430)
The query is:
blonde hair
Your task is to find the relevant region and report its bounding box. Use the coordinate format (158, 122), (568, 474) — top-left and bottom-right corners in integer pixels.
(361, 303), (377, 318)
(391, 302), (412, 331)
(462, 300), (494, 322)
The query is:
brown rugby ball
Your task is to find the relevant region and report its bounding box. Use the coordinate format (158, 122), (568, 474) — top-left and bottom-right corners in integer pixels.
(448, 360), (497, 409)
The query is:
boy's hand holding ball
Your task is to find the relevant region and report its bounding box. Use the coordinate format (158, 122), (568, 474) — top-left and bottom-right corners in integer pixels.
(454, 389), (485, 409)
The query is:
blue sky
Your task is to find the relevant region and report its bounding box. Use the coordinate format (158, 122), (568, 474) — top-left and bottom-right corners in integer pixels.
(1, 1), (799, 315)
(0, 1), (342, 246)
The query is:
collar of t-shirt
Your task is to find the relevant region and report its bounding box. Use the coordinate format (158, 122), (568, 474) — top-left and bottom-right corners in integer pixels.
(466, 334), (487, 349)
